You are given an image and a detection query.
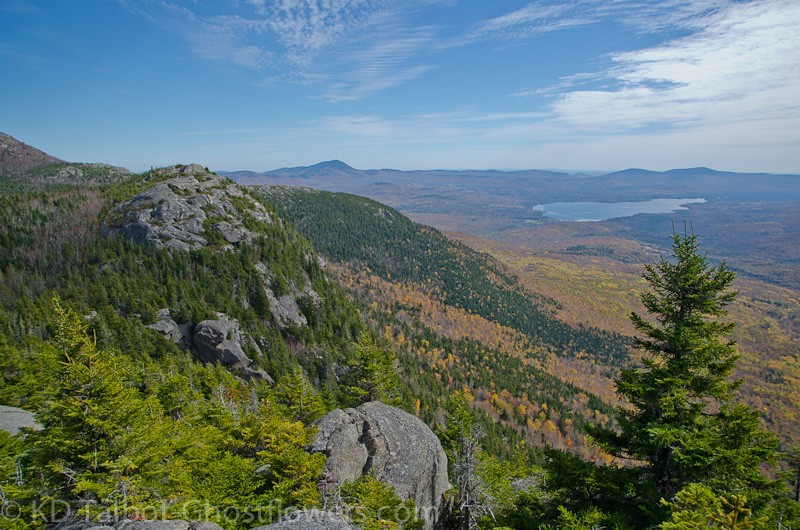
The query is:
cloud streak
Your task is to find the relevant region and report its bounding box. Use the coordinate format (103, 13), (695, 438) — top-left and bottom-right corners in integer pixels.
(269, 0), (800, 172)
(120, 0), (444, 100)
(119, 0), (800, 172)
(549, 0), (800, 133)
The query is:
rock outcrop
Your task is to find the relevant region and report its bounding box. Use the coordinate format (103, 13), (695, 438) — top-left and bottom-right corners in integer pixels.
(107, 165), (317, 332)
(193, 315), (253, 368)
(252, 510), (357, 530)
(147, 309), (272, 382)
(192, 314), (271, 382)
(146, 309), (191, 349)
(0, 133), (129, 185)
(106, 164), (274, 252)
(309, 402), (449, 530)
(0, 405), (39, 435)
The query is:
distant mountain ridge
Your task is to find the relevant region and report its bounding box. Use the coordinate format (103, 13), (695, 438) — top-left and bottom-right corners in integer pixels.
(307, 159), (356, 171)
(221, 161), (800, 225)
(221, 162), (800, 206)
(0, 132), (130, 188)
(222, 161), (799, 181)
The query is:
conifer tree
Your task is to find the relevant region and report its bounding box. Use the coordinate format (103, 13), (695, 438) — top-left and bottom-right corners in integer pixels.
(590, 230), (779, 513)
(343, 333), (399, 406)
(29, 298), (168, 518)
(274, 367), (327, 424)
(439, 392), (494, 530)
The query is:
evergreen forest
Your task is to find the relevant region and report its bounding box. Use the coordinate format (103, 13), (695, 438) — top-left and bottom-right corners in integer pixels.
(0, 164), (797, 530)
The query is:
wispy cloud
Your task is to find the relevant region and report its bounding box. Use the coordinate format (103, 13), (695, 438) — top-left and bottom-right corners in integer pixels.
(0, 42), (48, 71)
(264, 0), (800, 172)
(550, 0), (800, 133)
(472, 3), (592, 42)
(120, 0), (442, 100)
(468, 0), (729, 44)
(598, 0), (729, 33)
(118, 2), (273, 70)
(267, 0), (392, 62)
(120, 0), (800, 148)
(321, 28), (438, 101)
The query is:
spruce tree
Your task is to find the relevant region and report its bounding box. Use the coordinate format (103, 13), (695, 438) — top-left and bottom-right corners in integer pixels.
(29, 298), (168, 519)
(591, 230), (778, 512)
(274, 367), (327, 424)
(343, 333), (400, 406)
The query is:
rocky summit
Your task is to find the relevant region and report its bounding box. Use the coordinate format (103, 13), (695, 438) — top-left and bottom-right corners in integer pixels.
(105, 164), (275, 252)
(106, 164), (322, 330)
(309, 401), (449, 530)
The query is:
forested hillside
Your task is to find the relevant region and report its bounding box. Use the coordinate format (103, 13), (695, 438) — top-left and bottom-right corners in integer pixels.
(1, 166), (368, 385)
(0, 163), (418, 529)
(261, 187), (631, 458)
(454, 231), (800, 446)
(256, 186), (800, 527)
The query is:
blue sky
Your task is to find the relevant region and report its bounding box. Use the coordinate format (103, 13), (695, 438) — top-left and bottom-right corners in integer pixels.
(1, 0), (799, 173)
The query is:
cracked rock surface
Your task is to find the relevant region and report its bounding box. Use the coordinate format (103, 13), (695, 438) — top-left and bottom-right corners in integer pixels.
(105, 164), (273, 252)
(253, 510), (357, 530)
(107, 164), (317, 332)
(309, 402), (448, 530)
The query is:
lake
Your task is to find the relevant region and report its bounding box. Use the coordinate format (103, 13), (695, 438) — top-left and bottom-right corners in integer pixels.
(531, 198), (707, 222)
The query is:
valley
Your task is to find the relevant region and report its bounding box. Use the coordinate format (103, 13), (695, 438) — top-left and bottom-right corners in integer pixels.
(227, 161), (800, 447)
(4, 1), (799, 527)
(225, 163), (800, 291)
(1, 133), (799, 529)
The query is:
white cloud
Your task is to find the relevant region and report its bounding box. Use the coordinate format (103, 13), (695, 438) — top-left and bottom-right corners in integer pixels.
(122, 0), (800, 172)
(473, 3), (593, 41)
(321, 29), (438, 101)
(317, 115), (400, 136)
(471, 0), (730, 44)
(245, 0), (267, 16)
(550, 0), (800, 133)
(122, 0), (439, 99)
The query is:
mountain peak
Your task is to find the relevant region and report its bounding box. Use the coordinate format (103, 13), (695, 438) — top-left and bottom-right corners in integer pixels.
(601, 168), (662, 178)
(665, 167), (720, 176)
(308, 160), (356, 171)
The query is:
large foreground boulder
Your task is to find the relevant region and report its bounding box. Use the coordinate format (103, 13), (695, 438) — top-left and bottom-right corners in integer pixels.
(252, 510), (357, 530)
(114, 521), (223, 530)
(60, 519), (223, 530)
(309, 402), (449, 530)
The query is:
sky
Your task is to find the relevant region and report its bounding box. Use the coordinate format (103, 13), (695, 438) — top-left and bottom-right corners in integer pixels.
(1, 0), (799, 173)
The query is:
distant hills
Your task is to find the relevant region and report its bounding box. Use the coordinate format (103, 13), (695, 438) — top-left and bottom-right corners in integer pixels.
(1, 132), (798, 518)
(0, 132), (129, 188)
(222, 159), (800, 293)
(221, 161), (800, 204)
